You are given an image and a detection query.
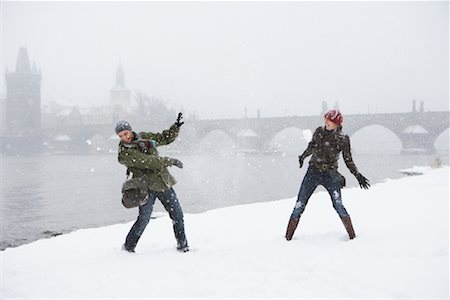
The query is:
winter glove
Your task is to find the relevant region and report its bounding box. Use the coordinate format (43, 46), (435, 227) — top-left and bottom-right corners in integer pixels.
(174, 112), (184, 128)
(298, 156), (304, 168)
(169, 158), (183, 169)
(355, 173), (370, 189)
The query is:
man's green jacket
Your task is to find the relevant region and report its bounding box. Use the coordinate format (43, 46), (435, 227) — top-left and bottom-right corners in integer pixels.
(118, 124), (180, 192)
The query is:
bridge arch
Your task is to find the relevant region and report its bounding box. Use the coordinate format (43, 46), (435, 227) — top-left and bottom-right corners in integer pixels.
(349, 124), (402, 153)
(434, 127), (449, 153)
(266, 126), (311, 152)
(199, 129), (236, 155)
(195, 124), (236, 141)
(345, 120), (400, 137)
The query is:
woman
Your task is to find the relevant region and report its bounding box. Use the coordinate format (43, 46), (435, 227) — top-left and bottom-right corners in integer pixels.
(285, 109), (370, 241)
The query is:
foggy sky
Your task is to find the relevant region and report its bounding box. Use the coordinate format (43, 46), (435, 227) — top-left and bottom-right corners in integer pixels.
(1, 1), (449, 119)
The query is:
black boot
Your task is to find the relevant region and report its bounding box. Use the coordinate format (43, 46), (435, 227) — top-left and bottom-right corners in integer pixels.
(285, 218), (300, 241)
(122, 244), (135, 253)
(341, 216), (356, 239)
(177, 239), (189, 252)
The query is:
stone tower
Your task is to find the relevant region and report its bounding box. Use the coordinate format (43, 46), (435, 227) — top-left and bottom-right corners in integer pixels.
(5, 47), (42, 135)
(110, 63), (131, 122)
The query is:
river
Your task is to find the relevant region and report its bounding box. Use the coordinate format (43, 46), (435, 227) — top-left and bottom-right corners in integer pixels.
(1, 149), (448, 250)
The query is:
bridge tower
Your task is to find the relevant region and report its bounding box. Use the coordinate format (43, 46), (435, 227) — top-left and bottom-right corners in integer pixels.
(2, 47), (42, 153)
(5, 47), (42, 136)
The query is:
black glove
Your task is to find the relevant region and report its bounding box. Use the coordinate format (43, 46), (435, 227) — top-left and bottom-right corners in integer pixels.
(356, 173), (370, 189)
(175, 112), (184, 128)
(298, 156), (304, 168)
(170, 158), (183, 169)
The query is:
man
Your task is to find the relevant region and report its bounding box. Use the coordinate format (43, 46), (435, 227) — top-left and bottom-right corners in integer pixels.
(285, 109), (370, 241)
(115, 113), (189, 253)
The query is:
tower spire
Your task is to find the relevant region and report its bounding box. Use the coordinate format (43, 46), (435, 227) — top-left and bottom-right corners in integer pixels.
(15, 47), (31, 73)
(116, 63), (125, 87)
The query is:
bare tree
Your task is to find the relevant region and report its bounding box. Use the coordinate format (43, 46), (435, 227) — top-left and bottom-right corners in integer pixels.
(134, 92), (177, 129)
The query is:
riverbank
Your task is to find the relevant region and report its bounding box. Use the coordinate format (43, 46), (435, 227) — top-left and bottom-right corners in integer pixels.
(2, 166), (448, 298)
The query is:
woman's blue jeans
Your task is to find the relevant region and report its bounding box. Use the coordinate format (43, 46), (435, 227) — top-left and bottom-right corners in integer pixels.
(290, 166), (349, 219)
(125, 188), (187, 251)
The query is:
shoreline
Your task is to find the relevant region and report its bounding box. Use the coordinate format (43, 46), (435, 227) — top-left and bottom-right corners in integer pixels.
(1, 163), (446, 251)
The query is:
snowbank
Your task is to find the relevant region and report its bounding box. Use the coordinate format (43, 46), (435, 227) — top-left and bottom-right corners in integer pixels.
(2, 167), (449, 299)
(399, 165), (433, 176)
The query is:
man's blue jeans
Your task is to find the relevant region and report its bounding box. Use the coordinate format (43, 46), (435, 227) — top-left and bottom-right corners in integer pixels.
(290, 166), (349, 219)
(125, 188), (187, 251)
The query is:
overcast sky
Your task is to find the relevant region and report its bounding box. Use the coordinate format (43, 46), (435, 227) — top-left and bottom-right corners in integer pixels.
(1, 1), (448, 119)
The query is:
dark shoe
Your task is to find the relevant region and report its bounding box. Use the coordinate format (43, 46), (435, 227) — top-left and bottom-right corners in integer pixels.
(285, 218), (300, 241)
(122, 244), (135, 253)
(177, 245), (190, 253)
(341, 216), (356, 239)
(177, 240), (189, 252)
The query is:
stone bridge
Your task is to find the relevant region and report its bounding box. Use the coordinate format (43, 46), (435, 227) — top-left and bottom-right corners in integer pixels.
(43, 111), (449, 154)
(186, 111), (449, 154)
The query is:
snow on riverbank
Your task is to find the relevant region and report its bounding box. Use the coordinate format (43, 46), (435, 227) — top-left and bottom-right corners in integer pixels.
(2, 166), (448, 299)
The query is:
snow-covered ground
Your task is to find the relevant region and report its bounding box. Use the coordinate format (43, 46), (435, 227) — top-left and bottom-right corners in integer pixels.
(2, 166), (449, 299)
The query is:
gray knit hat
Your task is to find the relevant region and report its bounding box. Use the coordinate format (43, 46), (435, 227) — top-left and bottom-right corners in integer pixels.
(115, 120), (132, 134)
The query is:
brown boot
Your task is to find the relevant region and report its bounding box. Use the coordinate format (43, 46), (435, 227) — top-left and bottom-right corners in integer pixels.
(285, 218), (299, 241)
(341, 216), (356, 239)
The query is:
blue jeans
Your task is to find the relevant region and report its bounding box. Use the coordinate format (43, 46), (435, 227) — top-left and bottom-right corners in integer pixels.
(290, 166), (349, 219)
(125, 188), (187, 250)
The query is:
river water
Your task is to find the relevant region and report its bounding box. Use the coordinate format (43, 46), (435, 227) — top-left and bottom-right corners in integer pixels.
(1, 150), (448, 250)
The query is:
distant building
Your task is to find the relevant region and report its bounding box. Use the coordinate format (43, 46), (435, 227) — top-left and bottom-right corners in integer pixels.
(5, 47), (42, 136)
(56, 106), (83, 127)
(110, 63), (131, 122)
(1, 47), (43, 153)
(81, 106), (112, 125)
